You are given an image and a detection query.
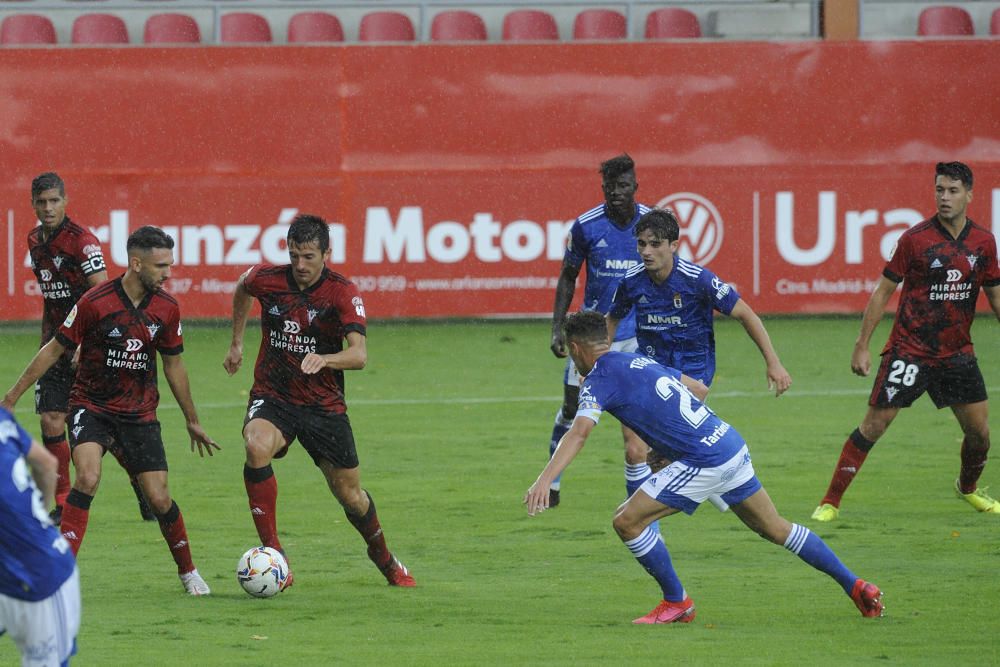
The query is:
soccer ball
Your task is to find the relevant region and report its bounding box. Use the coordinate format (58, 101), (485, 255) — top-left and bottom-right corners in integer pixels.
(236, 546), (289, 598)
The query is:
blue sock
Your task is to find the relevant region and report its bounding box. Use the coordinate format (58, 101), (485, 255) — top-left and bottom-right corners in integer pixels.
(784, 523), (857, 593)
(625, 462), (652, 498)
(624, 526), (684, 601)
(547, 409), (573, 489)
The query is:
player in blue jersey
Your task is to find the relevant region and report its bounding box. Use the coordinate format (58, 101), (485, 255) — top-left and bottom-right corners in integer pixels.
(0, 407), (80, 666)
(524, 311), (883, 623)
(609, 208), (791, 392)
(546, 154), (652, 506)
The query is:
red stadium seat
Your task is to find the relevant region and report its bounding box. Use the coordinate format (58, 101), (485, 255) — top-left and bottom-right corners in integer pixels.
(144, 14), (201, 43)
(72, 14), (129, 44)
(573, 9), (626, 40)
(359, 11), (415, 42)
(221, 12), (272, 43)
(502, 9), (559, 41)
(917, 6), (974, 36)
(1, 14), (57, 44)
(992, 8), (1000, 35)
(644, 8), (701, 39)
(287, 12), (343, 43)
(431, 10), (487, 42)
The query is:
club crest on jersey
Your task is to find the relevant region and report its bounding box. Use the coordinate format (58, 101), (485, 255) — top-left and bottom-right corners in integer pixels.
(673, 293), (683, 309)
(40, 269), (52, 282)
(146, 323), (161, 338)
(967, 254), (978, 269)
(52, 256), (64, 270)
(885, 386), (898, 402)
(283, 320), (301, 334)
(307, 309), (319, 325)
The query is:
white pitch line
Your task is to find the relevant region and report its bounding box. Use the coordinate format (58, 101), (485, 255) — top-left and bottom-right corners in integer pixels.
(7, 386), (998, 415)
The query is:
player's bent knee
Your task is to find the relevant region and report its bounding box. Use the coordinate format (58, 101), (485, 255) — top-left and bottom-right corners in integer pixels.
(39, 411), (67, 435)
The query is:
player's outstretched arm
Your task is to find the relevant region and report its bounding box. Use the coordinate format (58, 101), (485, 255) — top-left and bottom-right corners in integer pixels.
(524, 416), (595, 515)
(26, 439), (58, 510)
(161, 353), (220, 457)
(851, 277), (898, 377)
(223, 273), (255, 376)
(550, 261), (581, 358)
(301, 331), (367, 375)
(729, 299), (792, 397)
(1, 338), (67, 412)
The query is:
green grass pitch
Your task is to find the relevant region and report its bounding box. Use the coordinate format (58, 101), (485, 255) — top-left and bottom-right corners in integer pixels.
(1, 316), (998, 665)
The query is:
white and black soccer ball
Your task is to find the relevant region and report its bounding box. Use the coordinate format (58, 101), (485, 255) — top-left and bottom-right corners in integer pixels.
(237, 546), (289, 598)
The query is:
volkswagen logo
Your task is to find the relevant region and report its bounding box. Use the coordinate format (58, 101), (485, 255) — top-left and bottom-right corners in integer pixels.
(655, 192), (724, 265)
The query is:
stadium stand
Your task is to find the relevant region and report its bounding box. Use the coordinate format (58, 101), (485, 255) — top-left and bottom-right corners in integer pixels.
(144, 13), (201, 43)
(358, 10), (415, 41)
(287, 11), (344, 42)
(72, 13), (129, 44)
(431, 9), (487, 41)
(644, 6), (701, 38)
(502, 8), (559, 40)
(220, 11), (272, 42)
(1, 13), (56, 43)
(992, 6), (1000, 33)
(860, 1), (998, 38)
(572, 8), (626, 39)
(917, 5), (975, 34)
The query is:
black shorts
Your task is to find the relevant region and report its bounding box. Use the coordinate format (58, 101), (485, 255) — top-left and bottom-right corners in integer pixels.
(66, 407), (168, 474)
(869, 353), (988, 409)
(243, 397), (359, 469)
(34, 357), (74, 414)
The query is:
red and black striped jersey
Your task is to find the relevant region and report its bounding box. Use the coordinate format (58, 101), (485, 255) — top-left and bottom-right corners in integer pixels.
(244, 264), (366, 413)
(28, 217), (106, 357)
(882, 215), (1000, 362)
(55, 278), (183, 422)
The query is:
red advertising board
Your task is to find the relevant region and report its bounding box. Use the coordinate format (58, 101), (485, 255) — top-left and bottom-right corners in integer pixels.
(1, 41), (997, 320)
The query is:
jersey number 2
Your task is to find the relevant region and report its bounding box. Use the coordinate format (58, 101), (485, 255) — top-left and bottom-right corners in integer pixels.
(655, 376), (711, 428)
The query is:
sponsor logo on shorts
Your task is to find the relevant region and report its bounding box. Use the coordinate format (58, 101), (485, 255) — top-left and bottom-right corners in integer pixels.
(885, 387), (898, 402)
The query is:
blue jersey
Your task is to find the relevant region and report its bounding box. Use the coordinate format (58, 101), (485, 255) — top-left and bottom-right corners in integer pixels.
(564, 203), (651, 341)
(577, 352), (745, 467)
(608, 255), (740, 384)
(0, 407), (75, 601)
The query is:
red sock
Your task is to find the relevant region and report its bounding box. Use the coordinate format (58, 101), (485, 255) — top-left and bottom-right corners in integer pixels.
(958, 437), (988, 494)
(157, 501), (196, 574)
(43, 435), (72, 507)
(61, 489), (93, 556)
(346, 490), (392, 570)
(244, 464), (282, 552)
(821, 429), (874, 507)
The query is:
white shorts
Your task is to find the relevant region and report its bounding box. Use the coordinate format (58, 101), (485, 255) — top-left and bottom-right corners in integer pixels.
(640, 445), (761, 515)
(564, 337), (638, 387)
(0, 568), (80, 667)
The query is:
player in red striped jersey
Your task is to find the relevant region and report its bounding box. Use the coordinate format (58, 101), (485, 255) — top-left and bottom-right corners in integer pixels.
(812, 162), (1000, 521)
(27, 172), (155, 524)
(3, 226), (219, 595)
(224, 214), (415, 588)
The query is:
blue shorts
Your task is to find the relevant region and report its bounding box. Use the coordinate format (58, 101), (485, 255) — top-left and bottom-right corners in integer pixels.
(640, 445), (760, 515)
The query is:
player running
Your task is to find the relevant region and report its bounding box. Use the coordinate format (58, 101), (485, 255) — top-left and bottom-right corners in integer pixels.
(525, 311), (883, 624)
(812, 161), (1000, 521)
(2, 226), (218, 596)
(224, 214), (415, 588)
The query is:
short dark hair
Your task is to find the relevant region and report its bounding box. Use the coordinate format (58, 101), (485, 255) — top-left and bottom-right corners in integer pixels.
(287, 214), (329, 253)
(635, 208), (680, 243)
(936, 162), (973, 190)
(31, 172), (65, 199)
(126, 226), (175, 254)
(599, 154), (635, 182)
(563, 310), (608, 346)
